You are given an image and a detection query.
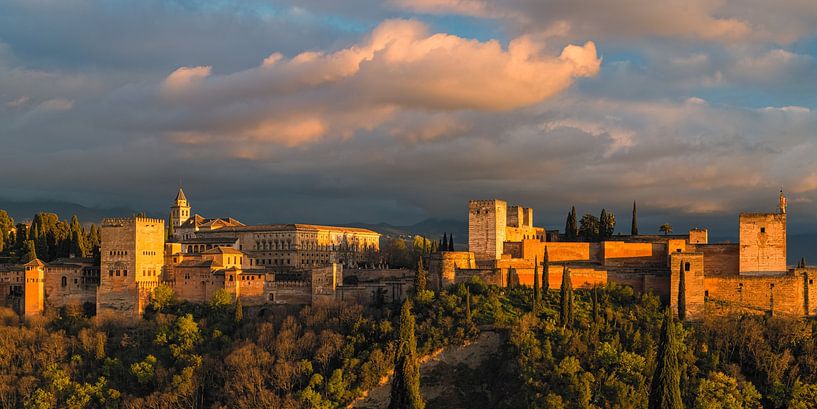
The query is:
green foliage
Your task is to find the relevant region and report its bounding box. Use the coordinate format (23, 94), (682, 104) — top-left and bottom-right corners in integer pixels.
(694, 371), (760, 409)
(559, 267), (574, 328)
(660, 223), (674, 235)
(600, 208), (616, 239)
(150, 284), (175, 313)
(678, 261), (686, 321)
(532, 257), (540, 313)
(210, 288), (233, 309)
(579, 213), (600, 241)
(649, 309), (683, 409)
(389, 300), (424, 409)
(415, 257), (427, 294)
(632, 201), (639, 235)
(566, 207), (578, 240)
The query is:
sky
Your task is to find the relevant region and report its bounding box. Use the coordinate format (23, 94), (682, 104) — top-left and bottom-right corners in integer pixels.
(2, 0), (817, 236)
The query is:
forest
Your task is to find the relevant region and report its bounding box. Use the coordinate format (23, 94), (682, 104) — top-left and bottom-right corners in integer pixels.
(2, 246), (817, 407)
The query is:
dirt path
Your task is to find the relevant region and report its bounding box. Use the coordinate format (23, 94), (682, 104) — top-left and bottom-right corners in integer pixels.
(351, 331), (503, 409)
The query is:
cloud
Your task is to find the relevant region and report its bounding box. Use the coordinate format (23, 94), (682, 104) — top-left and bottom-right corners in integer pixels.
(36, 98), (74, 111)
(157, 19), (600, 146)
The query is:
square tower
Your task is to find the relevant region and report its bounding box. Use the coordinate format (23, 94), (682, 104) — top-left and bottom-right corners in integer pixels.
(739, 213), (786, 275)
(98, 217), (165, 320)
(468, 200), (507, 261)
(23, 259), (45, 316)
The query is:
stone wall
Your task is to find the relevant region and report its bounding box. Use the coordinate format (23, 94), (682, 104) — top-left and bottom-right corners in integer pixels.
(602, 241), (666, 268)
(44, 259), (98, 309)
(669, 253), (706, 319)
(23, 263), (44, 316)
(694, 244), (739, 276)
(428, 251), (477, 289)
(739, 213), (786, 274)
(468, 200), (507, 261)
(689, 229), (708, 244)
(98, 217), (164, 320)
(704, 273), (805, 315)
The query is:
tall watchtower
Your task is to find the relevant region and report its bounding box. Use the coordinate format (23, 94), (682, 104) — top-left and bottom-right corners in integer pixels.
(170, 188), (191, 229)
(468, 200), (507, 261)
(23, 259), (45, 316)
(739, 192), (787, 275)
(98, 217), (165, 320)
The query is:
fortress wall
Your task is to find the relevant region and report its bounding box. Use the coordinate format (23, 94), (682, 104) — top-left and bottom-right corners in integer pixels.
(44, 265), (97, 308)
(505, 226), (539, 243)
(739, 213), (786, 274)
(428, 251), (477, 289)
(704, 274), (805, 315)
(669, 253), (706, 318)
(521, 241), (600, 263)
(689, 229), (709, 244)
(642, 275), (671, 299)
(694, 244), (739, 276)
(602, 241), (666, 268)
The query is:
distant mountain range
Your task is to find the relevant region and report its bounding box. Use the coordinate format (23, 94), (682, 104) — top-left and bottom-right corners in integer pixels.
(348, 218), (468, 245)
(0, 199), (141, 224)
(3, 199), (815, 264)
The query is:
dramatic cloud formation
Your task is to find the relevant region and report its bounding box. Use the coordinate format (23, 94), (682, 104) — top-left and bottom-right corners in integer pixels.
(157, 19), (599, 146)
(1, 0), (817, 238)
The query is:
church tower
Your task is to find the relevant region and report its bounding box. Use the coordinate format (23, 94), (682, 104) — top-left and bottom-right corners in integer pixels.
(170, 188), (191, 228)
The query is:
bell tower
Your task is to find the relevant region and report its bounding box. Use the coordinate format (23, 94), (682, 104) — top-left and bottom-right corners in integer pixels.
(170, 187), (191, 228)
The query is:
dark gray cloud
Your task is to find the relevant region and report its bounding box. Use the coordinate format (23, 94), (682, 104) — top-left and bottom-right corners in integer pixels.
(1, 0), (816, 238)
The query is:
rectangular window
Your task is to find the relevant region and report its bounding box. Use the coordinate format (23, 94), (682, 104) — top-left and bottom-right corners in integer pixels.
(760, 227), (766, 233)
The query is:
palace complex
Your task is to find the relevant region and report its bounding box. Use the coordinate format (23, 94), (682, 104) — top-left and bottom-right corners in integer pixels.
(1, 189), (412, 320)
(429, 192), (817, 319)
(3, 189), (816, 320)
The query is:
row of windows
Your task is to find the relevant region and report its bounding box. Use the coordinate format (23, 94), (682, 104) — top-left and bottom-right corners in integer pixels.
(109, 250), (128, 256)
(142, 251), (158, 256)
(108, 269), (128, 277)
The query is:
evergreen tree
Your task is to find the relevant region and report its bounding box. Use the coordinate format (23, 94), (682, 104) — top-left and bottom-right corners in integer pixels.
(542, 248), (550, 293)
(560, 266), (574, 328)
(799, 257), (807, 268)
(579, 213), (601, 241)
(600, 209), (616, 239)
(448, 234), (454, 251)
(69, 214), (88, 258)
(465, 287), (472, 322)
(168, 213), (175, 241)
(648, 309), (683, 409)
(566, 207), (578, 240)
(592, 285), (599, 324)
(389, 300), (424, 409)
(678, 260), (686, 321)
(442, 233), (447, 252)
(507, 267), (515, 289)
(0, 210), (13, 254)
(532, 256), (540, 312)
(22, 240), (37, 263)
(234, 297), (243, 324)
(415, 257), (427, 294)
(631, 201), (639, 236)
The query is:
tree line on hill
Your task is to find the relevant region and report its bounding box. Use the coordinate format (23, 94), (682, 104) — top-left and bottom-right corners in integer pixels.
(0, 210), (101, 264)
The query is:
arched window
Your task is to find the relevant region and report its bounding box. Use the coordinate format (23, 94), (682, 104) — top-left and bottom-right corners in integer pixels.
(61, 276), (67, 287)
(684, 262), (691, 272)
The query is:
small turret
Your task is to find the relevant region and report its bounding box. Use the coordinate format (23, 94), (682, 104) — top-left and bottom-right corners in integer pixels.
(170, 187), (191, 228)
(779, 190), (787, 214)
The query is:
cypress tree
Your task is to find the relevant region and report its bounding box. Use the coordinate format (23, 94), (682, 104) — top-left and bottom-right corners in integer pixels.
(648, 309), (683, 409)
(592, 285), (599, 324)
(799, 257), (806, 268)
(678, 260), (686, 321)
(507, 267), (515, 289)
(567, 207), (578, 240)
(415, 257), (427, 294)
(560, 266), (573, 328)
(465, 287), (472, 322)
(448, 234), (454, 251)
(168, 213), (175, 241)
(532, 256), (540, 312)
(389, 300), (424, 409)
(542, 248), (550, 293)
(234, 297), (243, 324)
(22, 240), (37, 263)
(631, 201), (639, 236)
(442, 233), (447, 252)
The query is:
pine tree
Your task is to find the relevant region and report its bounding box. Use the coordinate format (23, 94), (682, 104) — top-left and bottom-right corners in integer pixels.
(631, 201), (639, 236)
(234, 296), (243, 324)
(389, 300), (424, 409)
(678, 260), (686, 321)
(648, 309), (683, 409)
(415, 257), (427, 294)
(448, 234), (454, 251)
(532, 256), (540, 313)
(560, 266), (574, 328)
